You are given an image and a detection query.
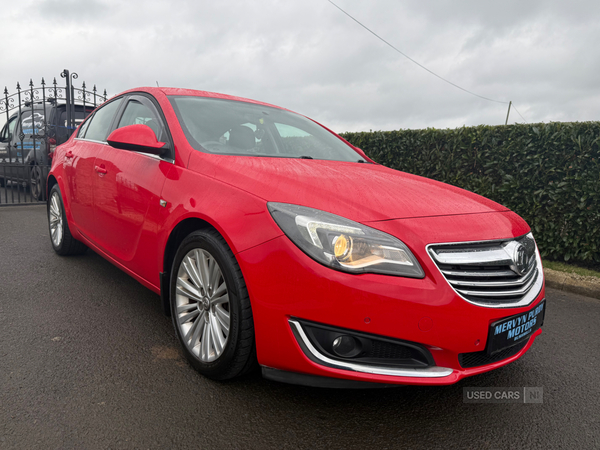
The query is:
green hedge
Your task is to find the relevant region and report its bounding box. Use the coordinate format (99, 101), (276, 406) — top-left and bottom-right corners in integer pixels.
(341, 122), (600, 265)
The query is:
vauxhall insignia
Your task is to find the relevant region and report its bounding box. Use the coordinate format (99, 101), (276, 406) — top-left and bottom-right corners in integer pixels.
(513, 243), (529, 276)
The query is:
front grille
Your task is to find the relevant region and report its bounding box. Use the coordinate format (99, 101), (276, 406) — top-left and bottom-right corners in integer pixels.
(428, 233), (543, 308)
(458, 339), (529, 368)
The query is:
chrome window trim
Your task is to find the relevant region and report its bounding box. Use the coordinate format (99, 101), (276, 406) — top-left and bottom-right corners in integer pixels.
(426, 233), (544, 309)
(74, 137), (107, 145)
(288, 319), (454, 378)
(72, 138), (174, 164)
(134, 151), (175, 164)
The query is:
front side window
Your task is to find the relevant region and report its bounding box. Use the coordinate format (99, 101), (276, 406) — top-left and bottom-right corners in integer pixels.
(168, 96), (363, 162)
(117, 99), (165, 142)
(82, 98), (123, 142)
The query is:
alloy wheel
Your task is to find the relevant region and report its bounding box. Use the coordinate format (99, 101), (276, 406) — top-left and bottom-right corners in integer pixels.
(49, 191), (63, 247)
(175, 248), (231, 363)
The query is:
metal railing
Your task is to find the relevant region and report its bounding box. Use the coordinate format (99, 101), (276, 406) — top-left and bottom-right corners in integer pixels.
(0, 69), (107, 205)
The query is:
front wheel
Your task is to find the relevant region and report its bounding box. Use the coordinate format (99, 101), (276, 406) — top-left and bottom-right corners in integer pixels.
(170, 229), (256, 380)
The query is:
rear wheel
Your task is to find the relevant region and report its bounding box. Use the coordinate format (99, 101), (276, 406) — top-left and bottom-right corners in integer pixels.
(48, 184), (87, 256)
(170, 229), (256, 380)
(30, 165), (44, 201)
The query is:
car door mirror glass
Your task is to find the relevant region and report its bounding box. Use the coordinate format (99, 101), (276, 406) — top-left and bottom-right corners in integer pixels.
(107, 124), (167, 156)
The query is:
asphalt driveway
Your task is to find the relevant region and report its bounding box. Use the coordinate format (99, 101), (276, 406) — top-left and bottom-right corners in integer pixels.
(1, 205), (598, 449)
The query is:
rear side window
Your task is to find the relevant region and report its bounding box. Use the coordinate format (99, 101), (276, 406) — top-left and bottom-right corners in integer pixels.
(82, 99), (122, 142)
(77, 116), (91, 139)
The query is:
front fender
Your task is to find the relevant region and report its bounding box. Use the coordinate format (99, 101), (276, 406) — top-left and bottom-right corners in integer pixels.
(156, 164), (283, 276)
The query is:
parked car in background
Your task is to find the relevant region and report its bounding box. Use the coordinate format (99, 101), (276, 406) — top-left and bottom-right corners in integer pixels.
(0, 100), (93, 199)
(47, 87), (546, 387)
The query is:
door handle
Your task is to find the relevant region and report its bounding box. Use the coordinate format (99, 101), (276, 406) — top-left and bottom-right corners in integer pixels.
(94, 165), (107, 174)
(65, 150), (74, 158)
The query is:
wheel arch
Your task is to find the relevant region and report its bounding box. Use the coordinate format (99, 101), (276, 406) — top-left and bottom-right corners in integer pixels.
(161, 217), (225, 317)
(46, 174), (79, 239)
(47, 174), (58, 198)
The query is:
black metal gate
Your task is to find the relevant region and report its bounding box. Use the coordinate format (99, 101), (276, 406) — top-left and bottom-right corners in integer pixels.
(0, 69), (107, 205)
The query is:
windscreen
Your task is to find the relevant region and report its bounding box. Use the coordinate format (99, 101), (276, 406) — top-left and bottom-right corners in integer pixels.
(168, 96), (364, 162)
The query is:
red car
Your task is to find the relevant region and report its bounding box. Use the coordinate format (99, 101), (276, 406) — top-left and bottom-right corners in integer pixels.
(47, 87), (546, 387)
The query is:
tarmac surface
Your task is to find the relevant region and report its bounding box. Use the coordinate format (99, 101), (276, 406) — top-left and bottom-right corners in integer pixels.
(1, 205), (599, 449)
(0, 181), (39, 206)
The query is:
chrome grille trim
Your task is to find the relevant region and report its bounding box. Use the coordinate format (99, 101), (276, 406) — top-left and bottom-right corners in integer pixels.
(449, 266), (536, 288)
(440, 269), (517, 278)
(427, 233), (544, 308)
(433, 247), (513, 266)
(455, 272), (537, 297)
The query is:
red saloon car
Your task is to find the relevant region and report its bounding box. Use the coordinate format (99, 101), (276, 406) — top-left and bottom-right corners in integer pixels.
(47, 87), (545, 387)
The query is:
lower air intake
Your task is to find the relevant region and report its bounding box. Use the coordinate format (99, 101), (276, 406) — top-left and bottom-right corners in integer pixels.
(458, 339), (529, 368)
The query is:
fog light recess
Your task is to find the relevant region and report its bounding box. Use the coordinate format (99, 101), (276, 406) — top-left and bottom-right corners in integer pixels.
(332, 335), (362, 358)
(291, 318), (434, 369)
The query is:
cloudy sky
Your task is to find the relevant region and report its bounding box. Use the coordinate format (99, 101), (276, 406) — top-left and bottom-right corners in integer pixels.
(2, 0), (600, 132)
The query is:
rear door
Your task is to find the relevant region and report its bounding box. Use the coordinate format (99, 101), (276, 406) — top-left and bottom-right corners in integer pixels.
(65, 97), (123, 239)
(91, 94), (172, 284)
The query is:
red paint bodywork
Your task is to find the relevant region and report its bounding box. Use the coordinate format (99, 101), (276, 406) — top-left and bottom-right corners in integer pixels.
(48, 87), (545, 385)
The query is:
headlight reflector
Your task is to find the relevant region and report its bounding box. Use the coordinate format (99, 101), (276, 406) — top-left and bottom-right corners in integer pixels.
(268, 202), (424, 278)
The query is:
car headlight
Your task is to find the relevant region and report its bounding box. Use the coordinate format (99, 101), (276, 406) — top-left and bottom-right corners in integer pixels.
(267, 202), (425, 278)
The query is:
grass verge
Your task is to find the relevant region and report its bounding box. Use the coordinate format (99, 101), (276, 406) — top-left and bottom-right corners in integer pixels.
(543, 260), (600, 280)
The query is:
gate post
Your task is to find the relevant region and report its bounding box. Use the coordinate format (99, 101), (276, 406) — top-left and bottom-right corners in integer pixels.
(61, 69), (72, 132)
(70, 72), (78, 130)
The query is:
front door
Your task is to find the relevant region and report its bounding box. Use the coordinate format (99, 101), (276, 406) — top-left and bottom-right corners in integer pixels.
(91, 95), (171, 284)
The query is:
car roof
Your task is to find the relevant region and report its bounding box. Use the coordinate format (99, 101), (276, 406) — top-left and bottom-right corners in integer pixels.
(118, 87), (288, 112)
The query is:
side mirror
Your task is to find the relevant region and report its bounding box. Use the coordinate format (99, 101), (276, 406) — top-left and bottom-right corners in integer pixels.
(107, 124), (167, 156)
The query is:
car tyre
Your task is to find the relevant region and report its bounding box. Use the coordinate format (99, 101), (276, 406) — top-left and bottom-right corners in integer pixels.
(170, 229), (257, 380)
(48, 184), (87, 256)
(30, 164), (44, 201)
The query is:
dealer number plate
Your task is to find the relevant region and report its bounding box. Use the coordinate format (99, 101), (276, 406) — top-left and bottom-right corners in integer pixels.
(487, 300), (546, 355)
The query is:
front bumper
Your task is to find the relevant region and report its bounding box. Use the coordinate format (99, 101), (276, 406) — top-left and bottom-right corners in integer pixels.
(236, 215), (545, 386)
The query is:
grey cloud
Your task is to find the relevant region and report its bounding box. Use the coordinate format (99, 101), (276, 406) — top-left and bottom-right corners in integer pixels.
(2, 0), (600, 132)
(38, 0), (110, 20)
